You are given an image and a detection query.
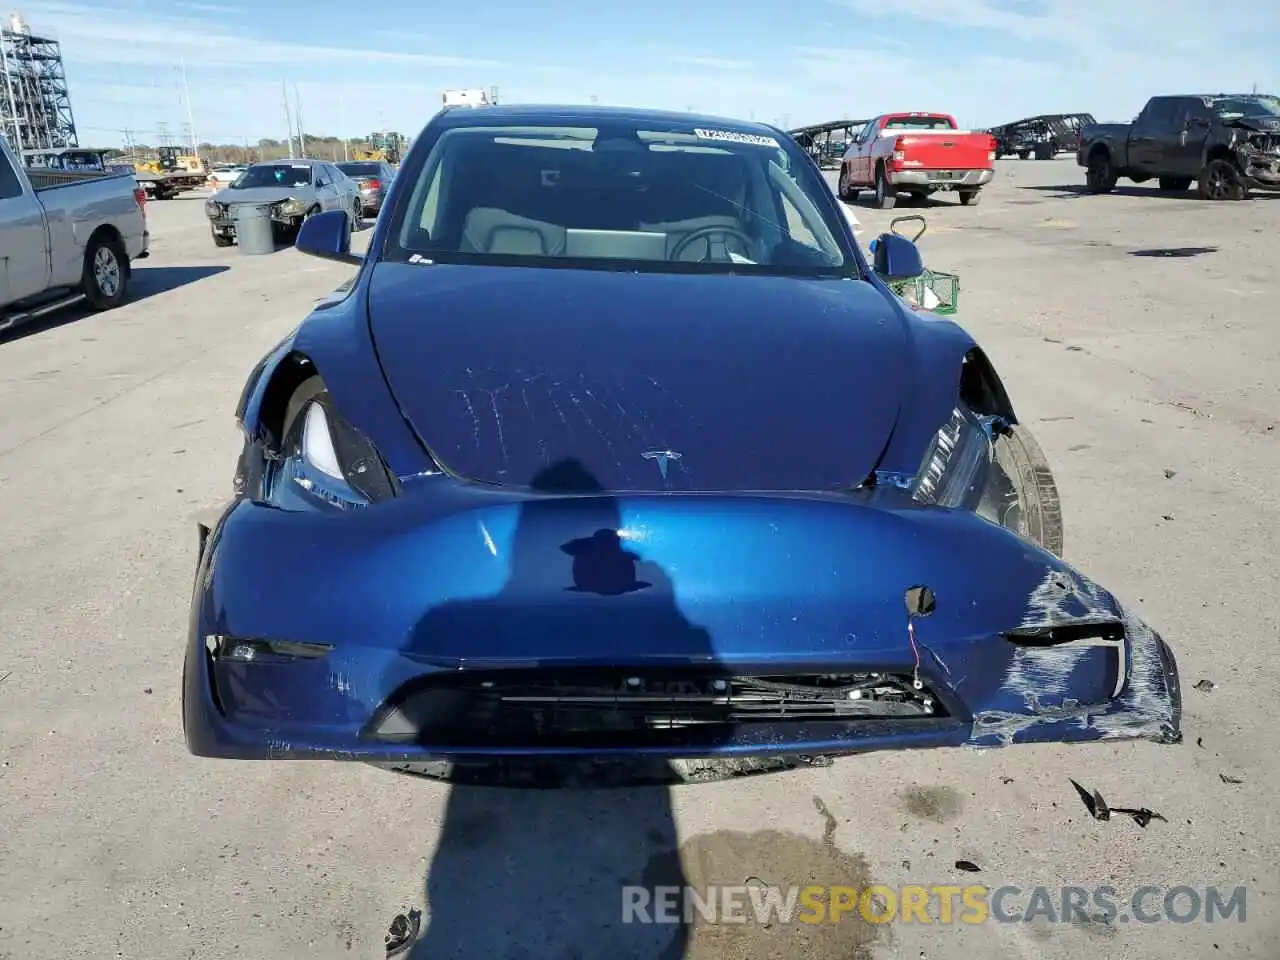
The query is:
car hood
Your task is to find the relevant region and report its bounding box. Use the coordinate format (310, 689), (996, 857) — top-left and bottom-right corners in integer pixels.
(1224, 114), (1280, 134)
(212, 186), (312, 204)
(366, 263), (911, 492)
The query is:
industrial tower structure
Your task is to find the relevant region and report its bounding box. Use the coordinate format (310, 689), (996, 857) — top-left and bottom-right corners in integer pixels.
(1, 11), (79, 153)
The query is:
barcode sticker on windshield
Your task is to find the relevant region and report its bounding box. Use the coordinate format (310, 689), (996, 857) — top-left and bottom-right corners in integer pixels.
(694, 128), (779, 147)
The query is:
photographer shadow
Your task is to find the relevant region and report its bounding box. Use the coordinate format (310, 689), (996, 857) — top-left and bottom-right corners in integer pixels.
(398, 459), (728, 958)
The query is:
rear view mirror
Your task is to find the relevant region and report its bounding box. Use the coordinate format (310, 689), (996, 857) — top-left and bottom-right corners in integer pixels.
(296, 209), (362, 265)
(871, 233), (924, 281)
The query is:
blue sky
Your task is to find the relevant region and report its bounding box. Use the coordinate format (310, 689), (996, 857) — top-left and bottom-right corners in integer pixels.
(19, 0), (1280, 147)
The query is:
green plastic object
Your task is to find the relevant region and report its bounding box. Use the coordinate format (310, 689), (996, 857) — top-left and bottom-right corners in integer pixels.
(887, 269), (960, 316)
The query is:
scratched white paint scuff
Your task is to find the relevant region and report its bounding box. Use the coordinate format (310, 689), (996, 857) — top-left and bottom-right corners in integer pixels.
(969, 568), (1180, 747)
(1019, 568), (1115, 629)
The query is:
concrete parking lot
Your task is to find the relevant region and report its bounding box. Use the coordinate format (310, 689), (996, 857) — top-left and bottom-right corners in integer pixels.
(1, 160), (1277, 959)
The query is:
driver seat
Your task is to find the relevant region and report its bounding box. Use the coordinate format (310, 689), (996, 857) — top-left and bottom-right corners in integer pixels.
(639, 156), (752, 261)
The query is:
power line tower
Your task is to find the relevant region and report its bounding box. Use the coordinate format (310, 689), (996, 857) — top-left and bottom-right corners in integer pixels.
(156, 121), (172, 148)
(0, 11), (80, 152)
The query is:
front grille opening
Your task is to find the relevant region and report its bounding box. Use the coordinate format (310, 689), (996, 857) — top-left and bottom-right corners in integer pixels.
(367, 668), (947, 748)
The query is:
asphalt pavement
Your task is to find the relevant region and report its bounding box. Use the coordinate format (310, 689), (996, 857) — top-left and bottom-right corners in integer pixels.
(0, 161), (1277, 959)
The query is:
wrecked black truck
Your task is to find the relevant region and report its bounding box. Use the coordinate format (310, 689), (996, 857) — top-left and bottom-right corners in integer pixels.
(990, 113), (1095, 160)
(1078, 93), (1280, 200)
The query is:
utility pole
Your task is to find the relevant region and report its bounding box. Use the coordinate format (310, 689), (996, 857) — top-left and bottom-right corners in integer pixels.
(282, 80), (295, 156)
(339, 91), (349, 161)
(179, 56), (199, 159)
(294, 84), (306, 157)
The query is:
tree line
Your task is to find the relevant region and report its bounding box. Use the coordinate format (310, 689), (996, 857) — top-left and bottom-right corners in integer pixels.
(105, 133), (408, 165)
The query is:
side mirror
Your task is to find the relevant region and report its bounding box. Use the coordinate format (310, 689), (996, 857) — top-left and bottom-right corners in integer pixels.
(871, 233), (924, 280)
(296, 209), (362, 265)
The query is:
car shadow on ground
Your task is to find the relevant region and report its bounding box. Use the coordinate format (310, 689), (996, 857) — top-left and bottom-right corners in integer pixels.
(379, 459), (731, 958)
(1019, 183), (1280, 201)
(0, 265), (229, 344)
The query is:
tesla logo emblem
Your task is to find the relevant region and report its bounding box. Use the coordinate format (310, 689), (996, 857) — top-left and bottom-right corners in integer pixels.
(642, 449), (682, 479)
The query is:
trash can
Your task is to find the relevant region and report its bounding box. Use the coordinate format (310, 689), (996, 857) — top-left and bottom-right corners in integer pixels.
(234, 203), (276, 255)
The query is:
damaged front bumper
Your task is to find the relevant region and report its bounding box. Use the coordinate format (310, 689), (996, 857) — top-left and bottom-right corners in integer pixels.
(1233, 123), (1280, 189)
(184, 488), (1181, 776)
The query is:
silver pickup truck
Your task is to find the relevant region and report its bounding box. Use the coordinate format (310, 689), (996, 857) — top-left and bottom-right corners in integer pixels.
(1, 135), (149, 332)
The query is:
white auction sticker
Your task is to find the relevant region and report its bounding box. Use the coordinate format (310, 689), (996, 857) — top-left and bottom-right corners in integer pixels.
(693, 128), (780, 147)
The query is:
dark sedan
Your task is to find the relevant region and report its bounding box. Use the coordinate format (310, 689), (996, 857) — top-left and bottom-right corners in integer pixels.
(336, 160), (395, 215)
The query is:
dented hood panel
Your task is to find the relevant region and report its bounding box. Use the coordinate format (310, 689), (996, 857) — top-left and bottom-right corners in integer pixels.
(366, 262), (909, 492)
(1226, 114), (1280, 134)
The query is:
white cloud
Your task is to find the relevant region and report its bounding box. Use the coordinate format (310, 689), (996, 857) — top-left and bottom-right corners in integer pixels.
(23, 1), (509, 69)
(665, 54), (754, 70)
(824, 0), (1277, 119)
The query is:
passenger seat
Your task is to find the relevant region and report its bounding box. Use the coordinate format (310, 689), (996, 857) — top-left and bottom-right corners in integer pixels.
(460, 207), (566, 256)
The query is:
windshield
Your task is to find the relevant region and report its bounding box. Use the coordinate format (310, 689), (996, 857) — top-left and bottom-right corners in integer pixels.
(338, 162), (380, 177)
(1209, 96), (1280, 119)
(384, 120), (852, 276)
(232, 164), (313, 188)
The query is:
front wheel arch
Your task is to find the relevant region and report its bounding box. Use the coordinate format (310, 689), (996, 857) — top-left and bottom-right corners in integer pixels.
(959, 348), (1017, 422)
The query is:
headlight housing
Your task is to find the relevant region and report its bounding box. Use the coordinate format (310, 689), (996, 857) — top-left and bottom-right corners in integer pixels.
(911, 406), (1018, 530)
(267, 393), (399, 510)
(204, 199), (223, 218)
(276, 198), (307, 216)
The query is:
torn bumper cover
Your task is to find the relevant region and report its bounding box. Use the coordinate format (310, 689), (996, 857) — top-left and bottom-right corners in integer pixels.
(183, 489), (1180, 768)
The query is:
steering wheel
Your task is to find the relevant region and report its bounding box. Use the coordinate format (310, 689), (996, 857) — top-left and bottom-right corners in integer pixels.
(669, 224), (755, 263)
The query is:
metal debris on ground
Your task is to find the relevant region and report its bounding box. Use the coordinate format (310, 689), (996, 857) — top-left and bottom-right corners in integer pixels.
(1070, 779), (1167, 828)
(385, 908), (422, 957)
(1163, 469), (1178, 479)
(1130, 247), (1219, 258)
(1220, 774), (1244, 785)
(1194, 679), (1216, 692)
(955, 860), (982, 873)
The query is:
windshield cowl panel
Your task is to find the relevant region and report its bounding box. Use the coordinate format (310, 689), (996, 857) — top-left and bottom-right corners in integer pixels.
(380, 118), (860, 278)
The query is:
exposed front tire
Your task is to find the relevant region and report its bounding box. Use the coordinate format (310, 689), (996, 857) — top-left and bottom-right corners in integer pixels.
(1198, 159), (1247, 201)
(81, 234), (129, 311)
(873, 165), (896, 209)
(1158, 177), (1192, 191)
(349, 198), (362, 232)
(958, 189), (981, 206)
(989, 423), (1064, 557)
(1017, 151), (1030, 160)
(1086, 150), (1117, 193)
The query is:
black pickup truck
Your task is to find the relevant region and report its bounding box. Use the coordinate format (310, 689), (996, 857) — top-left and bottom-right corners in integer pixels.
(1077, 94), (1280, 200)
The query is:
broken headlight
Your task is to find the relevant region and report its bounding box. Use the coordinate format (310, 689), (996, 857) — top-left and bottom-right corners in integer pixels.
(270, 394), (399, 509)
(276, 198), (307, 217)
(911, 406), (1015, 530)
(204, 200), (224, 219)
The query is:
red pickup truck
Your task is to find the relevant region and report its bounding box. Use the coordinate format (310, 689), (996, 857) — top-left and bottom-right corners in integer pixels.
(837, 112), (997, 209)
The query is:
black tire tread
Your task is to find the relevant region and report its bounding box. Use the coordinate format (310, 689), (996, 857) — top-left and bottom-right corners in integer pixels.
(994, 423), (1064, 557)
